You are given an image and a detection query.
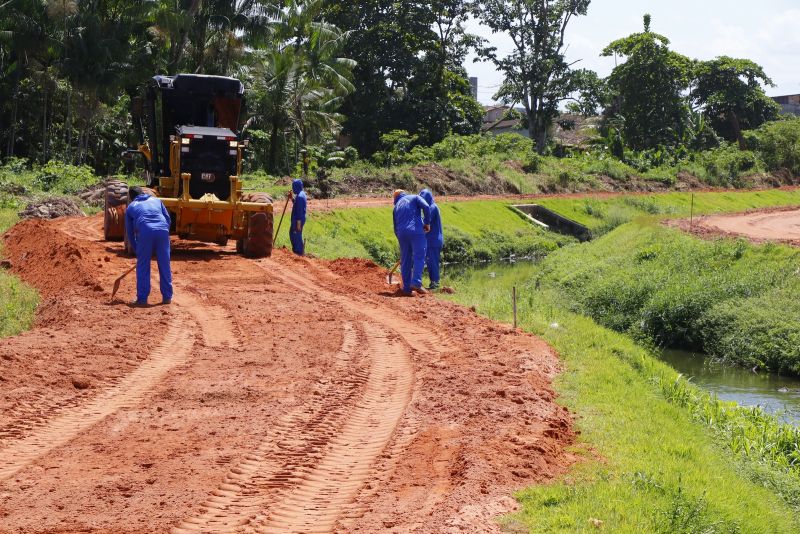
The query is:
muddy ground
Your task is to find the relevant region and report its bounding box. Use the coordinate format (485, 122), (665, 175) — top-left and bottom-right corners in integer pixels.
(0, 215), (574, 533)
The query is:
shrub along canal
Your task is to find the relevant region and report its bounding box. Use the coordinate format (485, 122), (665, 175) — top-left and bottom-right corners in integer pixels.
(447, 260), (800, 425)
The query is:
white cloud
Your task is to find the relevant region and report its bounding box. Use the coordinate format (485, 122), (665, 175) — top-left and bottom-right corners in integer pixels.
(463, 1), (800, 103)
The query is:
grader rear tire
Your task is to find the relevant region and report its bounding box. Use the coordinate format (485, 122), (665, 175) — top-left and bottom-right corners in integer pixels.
(239, 192), (274, 258)
(103, 180), (129, 241)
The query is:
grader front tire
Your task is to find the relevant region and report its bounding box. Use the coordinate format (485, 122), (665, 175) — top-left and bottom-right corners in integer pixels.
(239, 192), (274, 258)
(103, 180), (129, 241)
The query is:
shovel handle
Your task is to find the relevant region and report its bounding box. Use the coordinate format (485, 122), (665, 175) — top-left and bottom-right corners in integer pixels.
(273, 194), (292, 245)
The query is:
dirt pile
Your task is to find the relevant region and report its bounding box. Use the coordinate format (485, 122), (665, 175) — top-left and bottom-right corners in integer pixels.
(2, 219), (101, 298)
(18, 197), (84, 220)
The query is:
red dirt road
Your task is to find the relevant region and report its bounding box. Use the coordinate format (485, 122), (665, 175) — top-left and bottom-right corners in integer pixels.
(682, 207), (800, 244)
(0, 215), (574, 533)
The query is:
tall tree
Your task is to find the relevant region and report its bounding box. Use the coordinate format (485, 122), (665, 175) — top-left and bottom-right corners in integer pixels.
(693, 56), (781, 149)
(602, 14), (693, 150)
(476, 0), (591, 154)
(323, 0), (481, 155)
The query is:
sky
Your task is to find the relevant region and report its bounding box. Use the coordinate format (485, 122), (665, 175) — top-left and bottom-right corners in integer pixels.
(463, 0), (800, 104)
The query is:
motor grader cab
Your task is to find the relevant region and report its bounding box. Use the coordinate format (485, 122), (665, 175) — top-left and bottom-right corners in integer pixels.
(103, 74), (273, 257)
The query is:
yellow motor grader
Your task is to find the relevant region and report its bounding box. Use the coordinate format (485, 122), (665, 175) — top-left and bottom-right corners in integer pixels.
(103, 74), (273, 257)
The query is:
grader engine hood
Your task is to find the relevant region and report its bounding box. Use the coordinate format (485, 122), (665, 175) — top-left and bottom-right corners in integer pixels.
(177, 126), (239, 201)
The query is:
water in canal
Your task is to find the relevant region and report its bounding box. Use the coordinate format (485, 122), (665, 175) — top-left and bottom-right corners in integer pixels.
(445, 260), (800, 425)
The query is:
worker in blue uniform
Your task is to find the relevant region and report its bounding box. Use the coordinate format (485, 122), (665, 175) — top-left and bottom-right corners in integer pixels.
(289, 178), (307, 256)
(419, 189), (443, 289)
(125, 186), (173, 306)
(393, 189), (431, 295)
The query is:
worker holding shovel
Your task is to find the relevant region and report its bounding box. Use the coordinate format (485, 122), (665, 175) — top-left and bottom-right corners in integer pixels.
(419, 189), (443, 290)
(393, 189), (431, 295)
(288, 179), (307, 256)
(125, 186), (173, 306)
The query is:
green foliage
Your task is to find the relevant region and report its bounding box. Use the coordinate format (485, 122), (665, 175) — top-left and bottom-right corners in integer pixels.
(477, 0), (593, 153)
(33, 160), (98, 194)
(697, 145), (763, 186)
(602, 15), (694, 150)
(748, 119), (800, 174)
(303, 200), (573, 266)
(699, 289), (800, 374)
(540, 222), (800, 374)
(537, 187), (800, 235)
(444, 262), (799, 532)
(324, 1), (481, 155)
(693, 56), (781, 144)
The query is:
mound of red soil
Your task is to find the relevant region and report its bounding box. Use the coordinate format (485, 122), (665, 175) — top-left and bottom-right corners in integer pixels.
(2, 219), (102, 298)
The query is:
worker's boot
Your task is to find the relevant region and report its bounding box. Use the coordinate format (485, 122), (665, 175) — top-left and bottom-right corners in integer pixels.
(411, 286), (428, 295)
(428, 281), (440, 290)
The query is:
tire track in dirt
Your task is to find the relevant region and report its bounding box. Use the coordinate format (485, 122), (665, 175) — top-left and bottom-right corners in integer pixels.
(57, 215), (103, 242)
(0, 313), (195, 482)
(171, 322), (362, 533)
(253, 321), (412, 533)
(267, 259), (454, 355)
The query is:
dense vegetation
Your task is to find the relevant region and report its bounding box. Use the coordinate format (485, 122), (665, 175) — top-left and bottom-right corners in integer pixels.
(446, 263), (800, 531)
(540, 222), (800, 375)
(2, 2), (795, 192)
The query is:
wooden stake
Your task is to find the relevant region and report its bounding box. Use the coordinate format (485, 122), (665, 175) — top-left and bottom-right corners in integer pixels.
(512, 286), (518, 329)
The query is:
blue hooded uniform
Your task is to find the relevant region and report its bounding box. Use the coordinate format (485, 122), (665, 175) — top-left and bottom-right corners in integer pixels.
(393, 192), (431, 292)
(419, 189), (443, 286)
(125, 194), (173, 304)
(290, 179), (307, 255)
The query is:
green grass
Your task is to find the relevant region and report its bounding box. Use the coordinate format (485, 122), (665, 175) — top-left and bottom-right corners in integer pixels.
(537, 188), (800, 235)
(539, 221), (800, 374)
(443, 262), (800, 532)
(0, 207), (38, 338)
(304, 200), (575, 266)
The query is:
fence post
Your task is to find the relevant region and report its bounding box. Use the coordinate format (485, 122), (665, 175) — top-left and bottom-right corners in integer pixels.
(512, 286), (518, 329)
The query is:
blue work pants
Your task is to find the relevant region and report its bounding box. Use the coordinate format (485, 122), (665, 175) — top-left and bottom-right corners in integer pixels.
(426, 244), (442, 284)
(290, 222), (304, 255)
(136, 228), (173, 303)
(397, 232), (427, 292)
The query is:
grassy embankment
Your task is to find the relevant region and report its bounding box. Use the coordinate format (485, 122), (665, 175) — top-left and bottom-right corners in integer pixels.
(444, 263), (800, 532)
(303, 188), (800, 268)
(303, 200), (577, 266)
(536, 187), (800, 235)
(540, 222), (800, 375)
(0, 208), (37, 337)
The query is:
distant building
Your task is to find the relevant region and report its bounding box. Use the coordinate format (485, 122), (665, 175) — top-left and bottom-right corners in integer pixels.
(772, 94), (800, 116)
(469, 77), (478, 100)
(482, 105), (509, 124)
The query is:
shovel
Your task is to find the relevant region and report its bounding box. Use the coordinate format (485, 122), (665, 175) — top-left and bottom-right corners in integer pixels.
(386, 260), (401, 285)
(110, 264), (137, 302)
(273, 194), (291, 246)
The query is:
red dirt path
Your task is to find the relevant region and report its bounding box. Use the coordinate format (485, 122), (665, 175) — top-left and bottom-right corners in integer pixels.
(0, 214), (574, 533)
(674, 206), (800, 245)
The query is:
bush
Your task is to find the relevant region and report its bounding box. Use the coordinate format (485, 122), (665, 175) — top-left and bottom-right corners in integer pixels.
(442, 226), (474, 263)
(751, 119), (800, 174)
(698, 144), (763, 186)
(33, 161), (98, 194)
(700, 290), (800, 374)
(358, 236), (396, 267)
(541, 223), (800, 373)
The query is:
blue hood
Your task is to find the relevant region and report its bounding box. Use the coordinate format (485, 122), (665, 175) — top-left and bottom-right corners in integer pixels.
(419, 189), (434, 206)
(292, 179), (304, 194)
(394, 192), (407, 206)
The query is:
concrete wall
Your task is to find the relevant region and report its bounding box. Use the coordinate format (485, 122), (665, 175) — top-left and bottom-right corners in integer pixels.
(512, 204), (592, 242)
